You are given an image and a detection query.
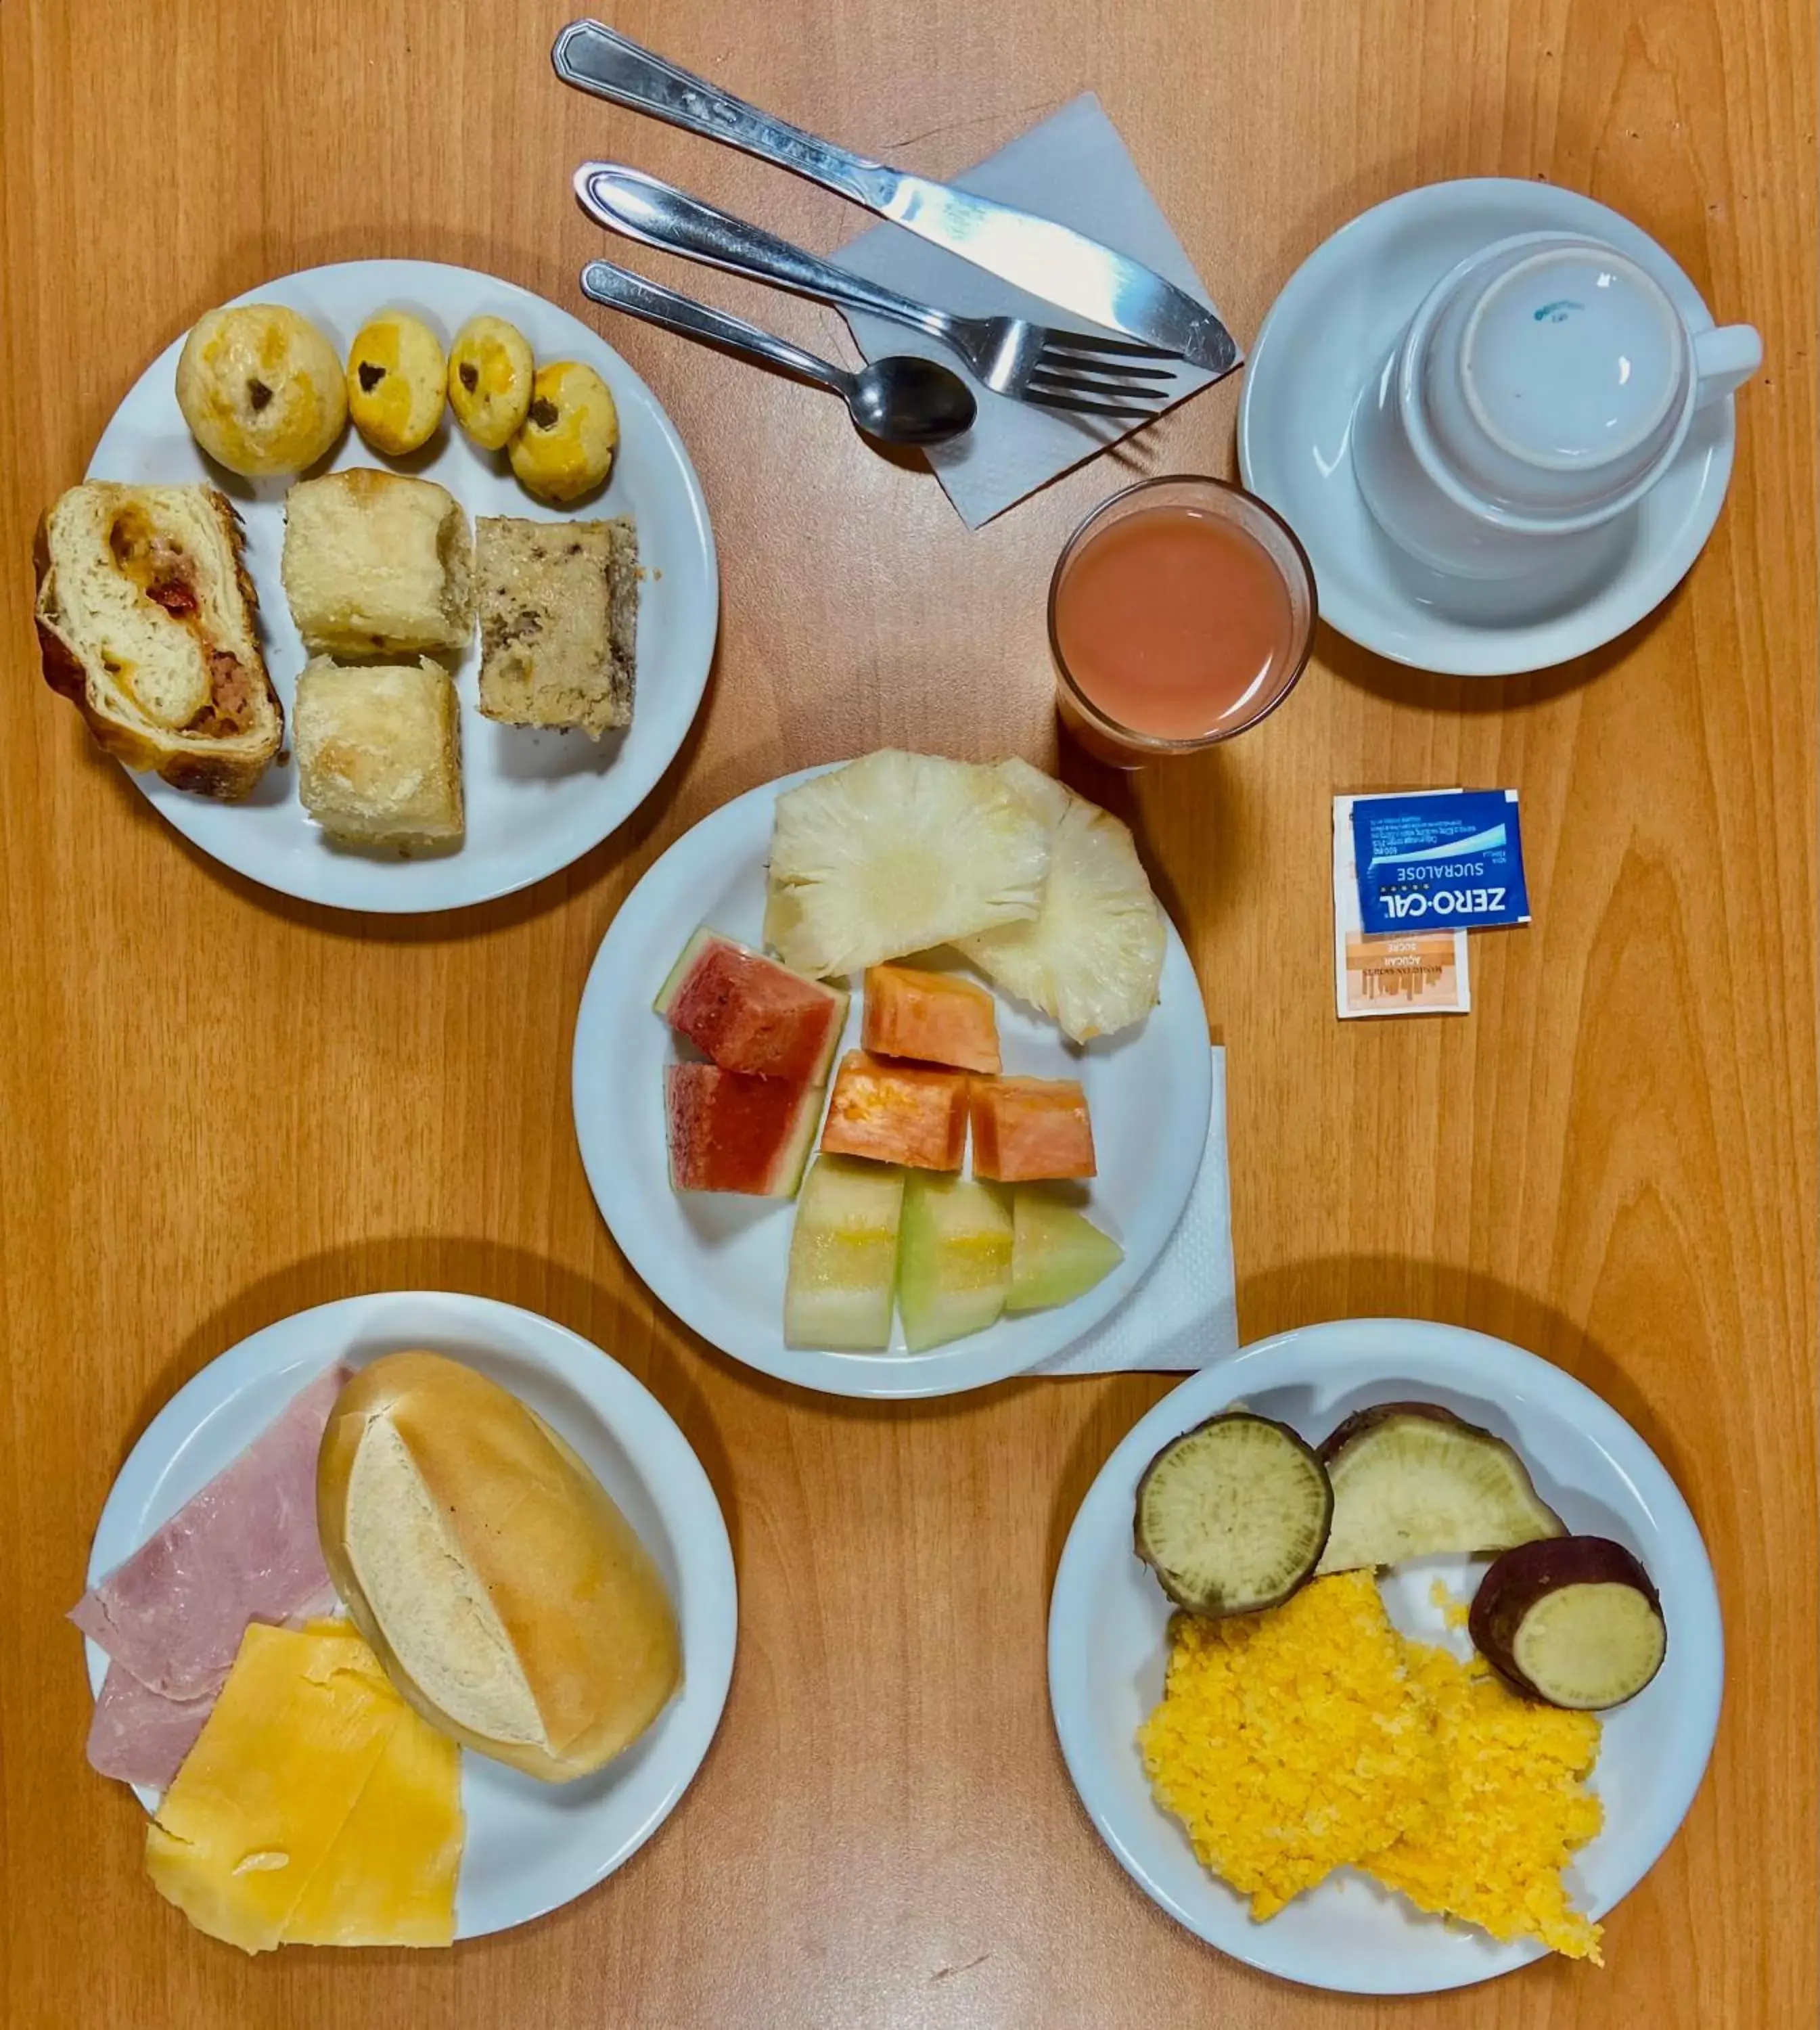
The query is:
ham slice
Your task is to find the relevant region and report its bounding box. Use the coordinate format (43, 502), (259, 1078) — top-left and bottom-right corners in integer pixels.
(85, 1663), (218, 1789)
(72, 1363), (350, 1703)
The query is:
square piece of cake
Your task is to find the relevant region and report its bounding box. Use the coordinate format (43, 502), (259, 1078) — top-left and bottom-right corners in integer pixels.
(282, 470), (473, 656)
(295, 656), (463, 850)
(474, 515), (637, 738)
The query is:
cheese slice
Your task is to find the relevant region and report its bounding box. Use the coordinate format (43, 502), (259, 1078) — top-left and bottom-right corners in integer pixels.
(144, 1620), (461, 1953)
(281, 1692), (462, 1945)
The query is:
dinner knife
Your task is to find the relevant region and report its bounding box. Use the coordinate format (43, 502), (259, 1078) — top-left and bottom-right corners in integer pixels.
(551, 20), (1237, 374)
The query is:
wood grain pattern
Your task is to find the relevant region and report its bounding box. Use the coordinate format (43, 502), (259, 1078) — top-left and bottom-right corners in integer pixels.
(1, 0), (1813, 2023)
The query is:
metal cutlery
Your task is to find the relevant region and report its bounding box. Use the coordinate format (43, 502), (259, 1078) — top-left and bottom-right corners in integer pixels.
(574, 163), (1178, 424)
(552, 20), (1237, 375)
(577, 260), (977, 446)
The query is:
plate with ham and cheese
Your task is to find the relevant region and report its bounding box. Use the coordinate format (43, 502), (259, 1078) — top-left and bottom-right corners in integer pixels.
(74, 1290), (736, 1948)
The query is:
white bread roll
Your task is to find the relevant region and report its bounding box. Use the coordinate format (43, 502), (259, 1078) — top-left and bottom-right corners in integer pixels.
(317, 1352), (681, 1783)
(281, 469), (472, 656)
(295, 656), (463, 850)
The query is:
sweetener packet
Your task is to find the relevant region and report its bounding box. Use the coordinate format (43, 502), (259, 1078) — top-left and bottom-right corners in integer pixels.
(1351, 790), (1530, 934)
(1334, 793), (1470, 1019)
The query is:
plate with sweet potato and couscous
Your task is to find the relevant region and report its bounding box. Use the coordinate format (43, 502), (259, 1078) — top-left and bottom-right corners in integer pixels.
(1047, 1317), (1722, 1995)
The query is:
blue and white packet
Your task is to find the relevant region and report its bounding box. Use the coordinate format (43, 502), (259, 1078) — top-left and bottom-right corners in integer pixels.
(1351, 790), (1530, 934)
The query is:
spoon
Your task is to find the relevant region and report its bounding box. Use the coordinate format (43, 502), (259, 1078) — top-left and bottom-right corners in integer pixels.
(579, 261), (976, 446)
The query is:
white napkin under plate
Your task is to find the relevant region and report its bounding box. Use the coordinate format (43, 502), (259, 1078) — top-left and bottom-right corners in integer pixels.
(834, 93), (1237, 527)
(1037, 1047), (1237, 1375)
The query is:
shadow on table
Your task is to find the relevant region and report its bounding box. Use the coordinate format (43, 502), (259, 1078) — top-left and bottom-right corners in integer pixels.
(1233, 1255), (1696, 1495)
(124, 1235), (741, 1568)
(1053, 734), (1253, 960)
(1315, 568), (1688, 715)
(1039, 1256), (1694, 1599)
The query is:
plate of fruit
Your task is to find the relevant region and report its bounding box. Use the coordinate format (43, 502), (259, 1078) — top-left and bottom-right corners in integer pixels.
(572, 751), (1212, 1397)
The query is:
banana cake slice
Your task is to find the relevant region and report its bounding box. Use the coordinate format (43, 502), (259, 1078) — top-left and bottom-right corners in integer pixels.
(474, 515), (637, 738)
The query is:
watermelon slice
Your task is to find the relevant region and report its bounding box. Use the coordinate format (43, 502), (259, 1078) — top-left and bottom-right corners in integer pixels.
(656, 928), (849, 1084)
(664, 1063), (823, 1196)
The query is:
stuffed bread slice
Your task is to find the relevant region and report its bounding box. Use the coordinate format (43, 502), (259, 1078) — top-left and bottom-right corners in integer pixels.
(36, 482), (282, 800)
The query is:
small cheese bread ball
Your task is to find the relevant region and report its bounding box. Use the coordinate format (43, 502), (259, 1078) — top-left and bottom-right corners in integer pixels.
(447, 315), (534, 451)
(345, 312), (447, 455)
(507, 361), (619, 504)
(176, 304), (346, 477)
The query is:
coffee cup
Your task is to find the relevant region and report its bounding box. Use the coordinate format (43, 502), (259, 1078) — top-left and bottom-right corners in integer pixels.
(1351, 231), (1760, 580)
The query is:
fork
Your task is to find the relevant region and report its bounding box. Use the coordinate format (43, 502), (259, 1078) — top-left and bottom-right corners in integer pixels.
(573, 163), (1180, 422)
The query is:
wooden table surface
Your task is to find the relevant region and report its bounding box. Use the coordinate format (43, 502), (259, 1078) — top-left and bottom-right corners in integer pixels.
(3, 0), (1814, 2024)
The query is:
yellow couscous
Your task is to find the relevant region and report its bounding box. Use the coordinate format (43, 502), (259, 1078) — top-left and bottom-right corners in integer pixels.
(1430, 1577), (1472, 1630)
(1139, 1572), (1605, 1960)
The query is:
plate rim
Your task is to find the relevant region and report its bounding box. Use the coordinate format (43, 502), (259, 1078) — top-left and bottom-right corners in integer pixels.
(1236, 177), (1736, 678)
(86, 256), (720, 915)
(1046, 1315), (1725, 1995)
(82, 1288), (738, 1941)
(570, 761), (1212, 1399)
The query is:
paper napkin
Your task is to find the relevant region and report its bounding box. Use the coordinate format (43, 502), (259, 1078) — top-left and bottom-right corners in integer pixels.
(834, 93), (1238, 528)
(1037, 1047), (1237, 1375)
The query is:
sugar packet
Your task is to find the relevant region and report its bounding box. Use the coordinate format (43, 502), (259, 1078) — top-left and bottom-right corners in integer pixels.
(1334, 793), (1471, 1018)
(1352, 789), (1530, 933)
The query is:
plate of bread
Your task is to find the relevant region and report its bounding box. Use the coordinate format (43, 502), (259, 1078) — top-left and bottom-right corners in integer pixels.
(75, 1291), (737, 1945)
(37, 260), (717, 911)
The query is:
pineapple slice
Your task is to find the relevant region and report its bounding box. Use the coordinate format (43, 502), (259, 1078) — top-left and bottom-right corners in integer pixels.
(994, 755), (1071, 830)
(764, 751), (1051, 978)
(957, 765), (1165, 1042)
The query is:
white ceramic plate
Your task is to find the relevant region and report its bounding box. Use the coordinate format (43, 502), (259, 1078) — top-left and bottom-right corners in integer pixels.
(83, 1291), (737, 1940)
(572, 765), (1212, 1398)
(86, 259), (718, 911)
(1237, 179), (1735, 676)
(1049, 1318), (1723, 1995)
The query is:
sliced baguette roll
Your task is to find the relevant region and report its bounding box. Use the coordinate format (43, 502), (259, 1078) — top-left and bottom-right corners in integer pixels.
(35, 482), (281, 800)
(317, 1352), (682, 1783)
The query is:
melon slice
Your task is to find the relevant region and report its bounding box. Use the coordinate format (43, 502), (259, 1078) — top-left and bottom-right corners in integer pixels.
(664, 1064), (822, 1196)
(969, 1077), (1096, 1181)
(1007, 1191), (1123, 1310)
(898, 1175), (1014, 1351)
(819, 1052), (967, 1171)
(656, 928), (849, 1084)
(784, 1156), (906, 1349)
(861, 964), (1001, 1073)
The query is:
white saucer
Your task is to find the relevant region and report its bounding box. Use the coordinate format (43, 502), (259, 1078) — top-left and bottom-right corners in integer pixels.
(83, 1292), (737, 1940)
(1049, 1318), (1723, 1993)
(1237, 180), (1737, 677)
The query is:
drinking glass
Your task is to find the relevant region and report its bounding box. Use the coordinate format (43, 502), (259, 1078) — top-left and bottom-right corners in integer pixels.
(1047, 475), (1317, 767)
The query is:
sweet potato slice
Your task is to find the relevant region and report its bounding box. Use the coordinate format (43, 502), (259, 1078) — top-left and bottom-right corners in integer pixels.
(1315, 1402), (1564, 1575)
(1134, 1412), (1333, 1618)
(1470, 1535), (1667, 1710)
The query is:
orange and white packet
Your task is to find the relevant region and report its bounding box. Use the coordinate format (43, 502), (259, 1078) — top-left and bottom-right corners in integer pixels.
(1334, 794), (1470, 1018)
